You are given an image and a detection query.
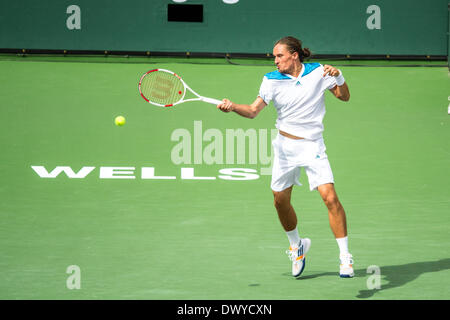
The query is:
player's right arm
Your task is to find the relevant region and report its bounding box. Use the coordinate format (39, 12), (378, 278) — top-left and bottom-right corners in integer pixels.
(217, 97), (267, 119)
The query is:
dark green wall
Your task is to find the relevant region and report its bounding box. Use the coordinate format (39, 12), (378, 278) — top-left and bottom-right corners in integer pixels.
(0, 0), (447, 55)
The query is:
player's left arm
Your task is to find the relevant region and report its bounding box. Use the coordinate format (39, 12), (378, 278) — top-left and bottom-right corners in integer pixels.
(323, 65), (350, 102)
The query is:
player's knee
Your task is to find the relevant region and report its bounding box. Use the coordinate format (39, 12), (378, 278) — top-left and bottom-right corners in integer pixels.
(273, 196), (283, 210)
(322, 193), (339, 210)
(273, 193), (289, 210)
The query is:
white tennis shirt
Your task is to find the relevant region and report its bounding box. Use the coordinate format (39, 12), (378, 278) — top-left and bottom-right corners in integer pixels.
(258, 63), (337, 140)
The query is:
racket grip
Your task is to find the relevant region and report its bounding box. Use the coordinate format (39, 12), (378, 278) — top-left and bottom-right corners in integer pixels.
(201, 97), (223, 105)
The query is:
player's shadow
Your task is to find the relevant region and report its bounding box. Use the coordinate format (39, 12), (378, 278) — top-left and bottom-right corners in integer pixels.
(296, 258), (450, 299)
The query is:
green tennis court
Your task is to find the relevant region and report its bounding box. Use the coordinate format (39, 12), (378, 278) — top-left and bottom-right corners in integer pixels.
(0, 54), (449, 300)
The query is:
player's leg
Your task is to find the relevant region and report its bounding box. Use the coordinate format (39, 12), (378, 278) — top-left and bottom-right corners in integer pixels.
(317, 183), (347, 238)
(272, 186), (297, 232)
(270, 135), (301, 242)
(317, 183), (354, 278)
(271, 133), (310, 277)
(272, 187), (311, 278)
(305, 137), (354, 278)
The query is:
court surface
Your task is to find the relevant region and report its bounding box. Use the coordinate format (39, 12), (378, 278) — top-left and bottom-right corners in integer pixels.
(0, 55), (449, 300)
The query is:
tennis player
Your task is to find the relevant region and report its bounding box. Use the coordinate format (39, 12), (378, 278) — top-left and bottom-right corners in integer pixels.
(217, 36), (354, 278)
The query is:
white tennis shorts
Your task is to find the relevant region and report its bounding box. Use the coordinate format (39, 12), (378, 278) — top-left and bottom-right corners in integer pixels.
(271, 133), (334, 192)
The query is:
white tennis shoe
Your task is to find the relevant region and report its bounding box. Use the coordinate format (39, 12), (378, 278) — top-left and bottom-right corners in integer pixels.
(339, 253), (354, 278)
(286, 238), (311, 278)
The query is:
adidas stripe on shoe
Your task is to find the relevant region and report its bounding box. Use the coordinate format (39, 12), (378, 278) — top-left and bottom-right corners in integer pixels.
(286, 238), (311, 278)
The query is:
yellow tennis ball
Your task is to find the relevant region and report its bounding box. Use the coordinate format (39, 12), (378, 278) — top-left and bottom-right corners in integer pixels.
(115, 116), (126, 126)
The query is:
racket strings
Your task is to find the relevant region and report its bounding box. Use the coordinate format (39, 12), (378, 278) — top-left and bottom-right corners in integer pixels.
(140, 71), (184, 106)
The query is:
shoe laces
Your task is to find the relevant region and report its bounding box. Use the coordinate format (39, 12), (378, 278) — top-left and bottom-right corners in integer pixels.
(286, 247), (298, 261)
(286, 243), (303, 262)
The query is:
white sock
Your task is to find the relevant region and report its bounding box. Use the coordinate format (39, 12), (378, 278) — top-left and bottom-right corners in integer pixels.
(336, 236), (349, 255)
(286, 227), (301, 247)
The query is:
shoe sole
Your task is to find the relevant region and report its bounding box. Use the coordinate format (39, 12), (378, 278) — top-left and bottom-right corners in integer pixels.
(339, 273), (354, 278)
(294, 259), (306, 278)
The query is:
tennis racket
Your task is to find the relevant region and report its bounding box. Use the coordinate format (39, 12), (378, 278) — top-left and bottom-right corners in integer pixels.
(138, 69), (223, 107)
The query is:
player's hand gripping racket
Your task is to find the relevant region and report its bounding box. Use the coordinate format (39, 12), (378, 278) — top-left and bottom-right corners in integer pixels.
(138, 69), (223, 107)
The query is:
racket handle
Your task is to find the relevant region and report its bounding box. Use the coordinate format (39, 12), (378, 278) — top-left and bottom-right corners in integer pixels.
(201, 97), (223, 105)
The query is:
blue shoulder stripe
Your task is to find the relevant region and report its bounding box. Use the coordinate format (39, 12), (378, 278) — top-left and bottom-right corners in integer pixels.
(302, 63), (321, 77)
(264, 70), (291, 80)
(265, 63), (321, 80)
